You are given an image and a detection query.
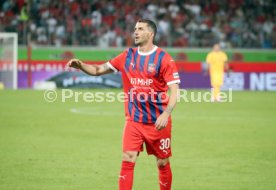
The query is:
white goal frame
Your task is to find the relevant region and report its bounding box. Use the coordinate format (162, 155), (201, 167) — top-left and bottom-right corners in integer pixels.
(0, 33), (18, 89)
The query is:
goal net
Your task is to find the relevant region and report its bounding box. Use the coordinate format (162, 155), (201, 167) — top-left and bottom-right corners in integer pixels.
(0, 33), (18, 89)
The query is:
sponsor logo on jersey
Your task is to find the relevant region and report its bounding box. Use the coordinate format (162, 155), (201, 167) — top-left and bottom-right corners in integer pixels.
(130, 78), (153, 86)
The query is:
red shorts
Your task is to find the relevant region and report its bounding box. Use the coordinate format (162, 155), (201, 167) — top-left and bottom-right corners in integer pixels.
(122, 120), (172, 159)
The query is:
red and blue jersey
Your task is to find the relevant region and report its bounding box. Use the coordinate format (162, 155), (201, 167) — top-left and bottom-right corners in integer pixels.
(107, 46), (180, 124)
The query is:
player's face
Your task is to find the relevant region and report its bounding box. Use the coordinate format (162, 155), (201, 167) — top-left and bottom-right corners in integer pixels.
(133, 22), (153, 46)
(213, 44), (221, 51)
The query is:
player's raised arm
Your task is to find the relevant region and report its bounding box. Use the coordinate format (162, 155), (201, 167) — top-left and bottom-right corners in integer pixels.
(66, 59), (114, 76)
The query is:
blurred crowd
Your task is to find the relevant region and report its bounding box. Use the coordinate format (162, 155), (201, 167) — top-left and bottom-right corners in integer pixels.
(0, 0), (275, 48)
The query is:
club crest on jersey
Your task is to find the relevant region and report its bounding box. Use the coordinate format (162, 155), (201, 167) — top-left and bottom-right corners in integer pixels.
(147, 63), (156, 73)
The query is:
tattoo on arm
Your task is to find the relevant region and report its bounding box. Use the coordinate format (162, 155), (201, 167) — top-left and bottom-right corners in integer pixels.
(165, 105), (174, 114)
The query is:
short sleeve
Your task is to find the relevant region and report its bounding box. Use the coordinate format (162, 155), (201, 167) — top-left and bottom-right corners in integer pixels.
(160, 53), (181, 86)
(107, 49), (127, 72)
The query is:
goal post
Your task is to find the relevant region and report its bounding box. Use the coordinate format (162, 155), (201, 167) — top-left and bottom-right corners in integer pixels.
(0, 33), (18, 89)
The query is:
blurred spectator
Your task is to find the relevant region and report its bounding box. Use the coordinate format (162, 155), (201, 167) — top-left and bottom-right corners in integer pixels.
(0, 0), (275, 48)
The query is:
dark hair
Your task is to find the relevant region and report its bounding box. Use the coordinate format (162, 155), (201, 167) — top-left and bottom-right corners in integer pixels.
(137, 19), (157, 40)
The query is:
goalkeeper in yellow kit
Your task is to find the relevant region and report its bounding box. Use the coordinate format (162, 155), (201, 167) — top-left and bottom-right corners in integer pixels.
(206, 43), (229, 102)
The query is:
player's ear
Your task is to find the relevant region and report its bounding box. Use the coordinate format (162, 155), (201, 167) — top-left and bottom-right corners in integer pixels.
(150, 31), (154, 39)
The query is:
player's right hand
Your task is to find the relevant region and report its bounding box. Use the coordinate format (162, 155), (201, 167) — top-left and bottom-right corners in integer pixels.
(66, 59), (82, 69)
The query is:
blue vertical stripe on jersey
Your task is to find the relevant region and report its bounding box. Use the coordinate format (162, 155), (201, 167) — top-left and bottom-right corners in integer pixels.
(133, 97), (140, 122)
(139, 55), (146, 72)
(155, 51), (165, 76)
(125, 48), (134, 72)
(148, 97), (157, 122)
(128, 93), (133, 117)
(132, 50), (139, 71)
(156, 92), (164, 114)
(140, 95), (148, 123)
(149, 50), (157, 63)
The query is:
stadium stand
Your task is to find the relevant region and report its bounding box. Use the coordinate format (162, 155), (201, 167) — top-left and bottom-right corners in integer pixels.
(0, 0), (275, 48)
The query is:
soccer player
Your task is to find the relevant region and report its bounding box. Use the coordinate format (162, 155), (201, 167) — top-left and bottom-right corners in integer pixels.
(206, 43), (228, 101)
(67, 19), (180, 190)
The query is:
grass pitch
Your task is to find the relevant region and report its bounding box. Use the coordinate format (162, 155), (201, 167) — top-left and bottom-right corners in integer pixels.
(0, 89), (276, 190)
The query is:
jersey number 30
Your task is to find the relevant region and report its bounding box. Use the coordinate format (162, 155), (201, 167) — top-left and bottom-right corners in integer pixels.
(159, 138), (170, 150)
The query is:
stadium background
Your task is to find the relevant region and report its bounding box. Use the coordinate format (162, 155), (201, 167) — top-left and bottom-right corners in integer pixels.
(1, 0), (276, 190)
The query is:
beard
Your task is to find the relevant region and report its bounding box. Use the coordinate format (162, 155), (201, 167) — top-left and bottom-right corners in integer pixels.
(134, 41), (141, 46)
(134, 38), (147, 46)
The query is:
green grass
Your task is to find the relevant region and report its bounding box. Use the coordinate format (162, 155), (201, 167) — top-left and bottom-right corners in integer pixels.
(0, 89), (276, 190)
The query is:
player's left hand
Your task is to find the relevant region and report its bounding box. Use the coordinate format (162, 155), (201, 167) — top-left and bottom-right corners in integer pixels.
(155, 112), (170, 131)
